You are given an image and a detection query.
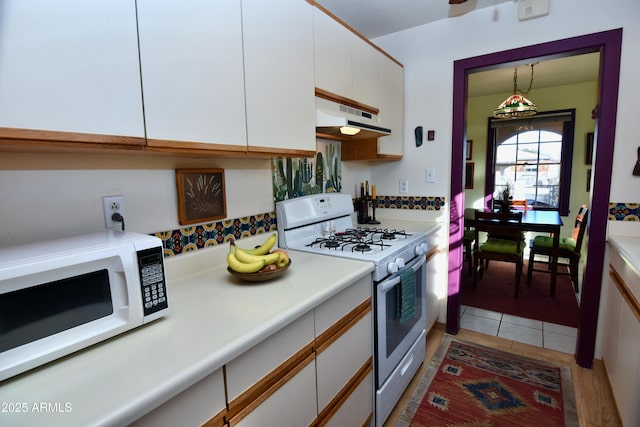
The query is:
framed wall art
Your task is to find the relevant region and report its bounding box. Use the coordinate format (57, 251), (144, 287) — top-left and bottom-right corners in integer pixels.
(176, 168), (226, 225)
(465, 162), (474, 189)
(466, 140), (473, 160)
(585, 132), (594, 165)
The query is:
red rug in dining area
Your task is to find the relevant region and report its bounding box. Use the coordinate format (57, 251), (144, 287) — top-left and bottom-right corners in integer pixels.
(460, 261), (580, 328)
(397, 335), (578, 427)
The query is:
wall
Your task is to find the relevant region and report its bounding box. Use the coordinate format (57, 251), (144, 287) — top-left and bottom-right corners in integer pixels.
(372, 0), (640, 237)
(0, 153), (274, 248)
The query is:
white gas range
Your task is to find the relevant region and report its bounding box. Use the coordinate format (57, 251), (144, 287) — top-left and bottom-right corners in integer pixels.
(276, 193), (428, 427)
(275, 193), (428, 282)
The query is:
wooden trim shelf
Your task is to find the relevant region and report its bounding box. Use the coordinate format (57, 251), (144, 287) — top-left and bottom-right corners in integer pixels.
(315, 88), (379, 115)
(609, 265), (640, 322)
(0, 126), (145, 150)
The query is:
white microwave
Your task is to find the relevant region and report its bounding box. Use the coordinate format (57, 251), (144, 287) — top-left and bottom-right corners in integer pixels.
(0, 231), (169, 382)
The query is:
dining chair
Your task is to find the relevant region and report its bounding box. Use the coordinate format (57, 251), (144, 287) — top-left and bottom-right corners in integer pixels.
(472, 211), (525, 297)
(463, 208), (477, 276)
(527, 205), (589, 292)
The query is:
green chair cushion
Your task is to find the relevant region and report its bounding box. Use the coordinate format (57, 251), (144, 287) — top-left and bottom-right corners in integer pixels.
(532, 235), (576, 251)
(463, 230), (475, 242)
(480, 238), (525, 255)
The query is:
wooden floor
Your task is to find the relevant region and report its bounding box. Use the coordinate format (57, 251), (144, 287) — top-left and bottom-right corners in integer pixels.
(383, 323), (622, 427)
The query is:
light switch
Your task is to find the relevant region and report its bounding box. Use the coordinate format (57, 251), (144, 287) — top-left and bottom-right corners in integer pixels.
(425, 168), (435, 183)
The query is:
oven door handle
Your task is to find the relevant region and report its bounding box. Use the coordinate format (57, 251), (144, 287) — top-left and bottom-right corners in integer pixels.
(379, 255), (426, 292)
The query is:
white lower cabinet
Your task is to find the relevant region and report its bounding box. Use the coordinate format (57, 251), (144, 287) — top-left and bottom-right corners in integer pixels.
(131, 275), (373, 427)
(603, 245), (640, 427)
(315, 275), (373, 426)
(130, 368), (226, 427)
(228, 274), (373, 427)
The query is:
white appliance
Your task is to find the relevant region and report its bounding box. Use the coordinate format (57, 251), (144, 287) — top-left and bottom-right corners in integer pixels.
(276, 193), (428, 427)
(0, 231), (168, 381)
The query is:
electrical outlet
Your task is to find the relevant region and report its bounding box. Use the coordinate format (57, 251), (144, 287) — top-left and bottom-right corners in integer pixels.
(399, 179), (409, 194)
(102, 195), (125, 229)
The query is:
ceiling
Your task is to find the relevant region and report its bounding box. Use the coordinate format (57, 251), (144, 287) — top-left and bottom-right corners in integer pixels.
(316, 0), (600, 97)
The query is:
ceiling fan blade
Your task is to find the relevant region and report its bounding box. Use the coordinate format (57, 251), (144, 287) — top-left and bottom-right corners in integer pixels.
(449, 0), (468, 4)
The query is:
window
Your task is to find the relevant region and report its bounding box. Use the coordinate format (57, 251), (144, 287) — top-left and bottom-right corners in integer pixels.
(486, 110), (575, 215)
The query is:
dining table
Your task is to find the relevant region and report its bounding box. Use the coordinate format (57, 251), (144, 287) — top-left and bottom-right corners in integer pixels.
(466, 209), (564, 296)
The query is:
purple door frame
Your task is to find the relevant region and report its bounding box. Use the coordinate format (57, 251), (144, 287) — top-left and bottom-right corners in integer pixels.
(447, 28), (623, 368)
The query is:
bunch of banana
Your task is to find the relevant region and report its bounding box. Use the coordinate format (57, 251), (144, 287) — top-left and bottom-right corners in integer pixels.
(226, 234), (290, 274)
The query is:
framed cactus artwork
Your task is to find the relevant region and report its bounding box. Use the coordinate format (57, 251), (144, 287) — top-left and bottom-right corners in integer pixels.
(175, 168), (226, 225)
(272, 140), (342, 202)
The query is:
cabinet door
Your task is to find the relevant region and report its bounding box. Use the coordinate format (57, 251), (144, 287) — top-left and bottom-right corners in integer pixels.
(378, 57), (404, 157)
(351, 36), (380, 109)
(0, 0), (144, 138)
(313, 7), (352, 99)
(231, 360), (317, 427)
(137, 0), (246, 152)
(242, 0), (316, 154)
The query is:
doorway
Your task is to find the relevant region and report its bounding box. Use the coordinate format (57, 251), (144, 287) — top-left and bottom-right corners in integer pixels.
(446, 29), (623, 368)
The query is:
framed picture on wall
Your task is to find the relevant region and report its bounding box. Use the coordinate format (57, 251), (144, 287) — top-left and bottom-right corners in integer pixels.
(466, 140), (473, 160)
(585, 132), (594, 165)
(465, 162), (474, 189)
(176, 168), (226, 225)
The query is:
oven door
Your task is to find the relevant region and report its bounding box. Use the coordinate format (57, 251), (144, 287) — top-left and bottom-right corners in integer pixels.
(375, 254), (427, 387)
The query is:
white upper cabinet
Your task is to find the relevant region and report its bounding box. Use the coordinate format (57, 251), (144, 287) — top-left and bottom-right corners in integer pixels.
(313, 8), (352, 99)
(378, 57), (404, 157)
(0, 0), (144, 137)
(313, 7), (380, 109)
(242, 0), (316, 154)
(136, 0), (246, 151)
(351, 36), (380, 109)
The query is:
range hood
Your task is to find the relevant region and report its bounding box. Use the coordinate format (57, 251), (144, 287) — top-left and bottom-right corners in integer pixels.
(316, 97), (391, 140)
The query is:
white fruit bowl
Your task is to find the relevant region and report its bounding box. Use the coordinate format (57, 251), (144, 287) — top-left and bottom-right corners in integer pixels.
(227, 259), (292, 282)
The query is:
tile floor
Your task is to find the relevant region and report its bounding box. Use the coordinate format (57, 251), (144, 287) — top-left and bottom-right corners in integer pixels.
(460, 305), (578, 354)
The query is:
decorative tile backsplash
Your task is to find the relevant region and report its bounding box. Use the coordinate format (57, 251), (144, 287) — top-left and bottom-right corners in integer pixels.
(608, 202), (640, 221)
(374, 196), (445, 210)
(153, 195), (446, 257)
(154, 212), (276, 256)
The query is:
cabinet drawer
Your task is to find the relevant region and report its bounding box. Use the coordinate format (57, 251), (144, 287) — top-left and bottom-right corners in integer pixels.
(130, 368), (226, 427)
(315, 274), (371, 336)
(229, 355), (317, 427)
(225, 311), (315, 417)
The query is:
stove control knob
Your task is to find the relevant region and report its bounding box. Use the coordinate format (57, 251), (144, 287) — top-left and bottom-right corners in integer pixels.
(387, 262), (399, 274)
(415, 243), (428, 256)
(396, 257), (405, 269)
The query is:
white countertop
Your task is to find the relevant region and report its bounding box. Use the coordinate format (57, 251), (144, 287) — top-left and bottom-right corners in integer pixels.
(0, 240), (374, 427)
(608, 235), (640, 279)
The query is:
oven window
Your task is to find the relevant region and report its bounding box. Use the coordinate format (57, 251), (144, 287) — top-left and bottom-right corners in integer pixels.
(0, 269), (113, 353)
(384, 266), (424, 357)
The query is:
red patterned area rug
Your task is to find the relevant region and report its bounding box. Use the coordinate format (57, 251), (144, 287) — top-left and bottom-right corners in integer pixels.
(397, 335), (578, 427)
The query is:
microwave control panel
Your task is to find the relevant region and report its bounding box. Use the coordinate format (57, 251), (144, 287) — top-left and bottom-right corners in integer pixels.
(137, 246), (168, 316)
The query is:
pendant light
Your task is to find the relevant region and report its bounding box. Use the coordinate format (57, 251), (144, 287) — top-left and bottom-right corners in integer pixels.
(493, 63), (538, 119)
